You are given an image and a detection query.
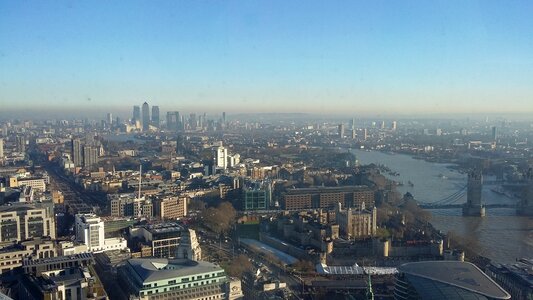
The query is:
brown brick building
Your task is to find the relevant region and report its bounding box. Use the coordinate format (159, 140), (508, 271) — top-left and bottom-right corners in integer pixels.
(283, 186), (374, 210)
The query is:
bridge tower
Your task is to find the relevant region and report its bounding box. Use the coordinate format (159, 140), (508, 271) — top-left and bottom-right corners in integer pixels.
(463, 170), (486, 217)
(517, 168), (533, 216)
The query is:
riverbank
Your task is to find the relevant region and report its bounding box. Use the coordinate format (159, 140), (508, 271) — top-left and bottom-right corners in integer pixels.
(350, 149), (533, 264)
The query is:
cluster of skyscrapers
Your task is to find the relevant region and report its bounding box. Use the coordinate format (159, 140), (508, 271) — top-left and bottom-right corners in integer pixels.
(133, 101), (160, 131)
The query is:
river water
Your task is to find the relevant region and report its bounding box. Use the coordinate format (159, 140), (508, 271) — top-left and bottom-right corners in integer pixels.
(350, 149), (533, 263)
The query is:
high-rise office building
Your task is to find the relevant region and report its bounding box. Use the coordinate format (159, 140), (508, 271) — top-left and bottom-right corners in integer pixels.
(189, 113), (197, 130)
(151, 105), (160, 127)
(142, 102), (150, 131)
(83, 145), (98, 168)
(166, 111), (180, 131)
(16, 135), (26, 153)
(363, 128), (368, 140)
(392, 121), (397, 131)
(222, 111), (226, 124)
(350, 117), (355, 130)
(380, 120), (386, 129)
(71, 139), (84, 167)
(214, 146), (228, 169)
(338, 124), (345, 138)
(106, 113), (113, 125)
(463, 170), (485, 217)
(491, 126), (497, 141)
(133, 105), (141, 123)
(0, 138), (4, 159)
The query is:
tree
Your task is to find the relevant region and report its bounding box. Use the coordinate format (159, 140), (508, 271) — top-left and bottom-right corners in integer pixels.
(224, 254), (253, 278)
(292, 259), (315, 274)
(200, 201), (237, 235)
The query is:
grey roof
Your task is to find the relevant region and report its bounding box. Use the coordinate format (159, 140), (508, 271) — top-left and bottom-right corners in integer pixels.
(398, 261), (511, 299)
(239, 238), (297, 265)
(127, 258), (224, 283)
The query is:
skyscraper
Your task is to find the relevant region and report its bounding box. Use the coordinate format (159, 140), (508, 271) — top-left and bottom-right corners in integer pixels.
(392, 121), (397, 131)
(71, 138), (84, 167)
(491, 126), (497, 141)
(83, 145), (98, 168)
(142, 102), (150, 131)
(133, 105), (141, 123)
(0, 138), (4, 159)
(151, 106), (160, 127)
(189, 113), (197, 130)
(214, 146), (228, 170)
(166, 111), (180, 131)
(222, 112), (226, 124)
(350, 118), (355, 130)
(106, 113), (113, 125)
(16, 135), (26, 153)
(338, 124), (345, 138)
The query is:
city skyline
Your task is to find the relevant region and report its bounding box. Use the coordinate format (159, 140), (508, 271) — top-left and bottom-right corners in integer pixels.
(1, 1), (533, 114)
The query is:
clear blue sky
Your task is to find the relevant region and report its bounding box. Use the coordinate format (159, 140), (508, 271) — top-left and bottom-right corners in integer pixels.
(1, 1), (532, 115)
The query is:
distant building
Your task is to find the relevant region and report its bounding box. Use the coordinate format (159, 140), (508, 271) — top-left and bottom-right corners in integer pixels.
(491, 126), (498, 141)
(394, 261), (510, 300)
(106, 112), (113, 125)
(463, 170), (486, 217)
(133, 105), (141, 124)
(118, 258), (242, 300)
(154, 196), (188, 220)
(517, 168), (533, 216)
(142, 102), (150, 131)
(16, 135), (26, 153)
(71, 138), (84, 167)
(0, 138), (4, 159)
(335, 202), (377, 239)
(392, 121), (397, 131)
(166, 111), (180, 131)
(214, 146), (228, 170)
(338, 124), (345, 138)
(8, 176), (46, 191)
(109, 193), (153, 218)
(152, 105), (160, 127)
(83, 145), (98, 168)
(243, 188), (269, 210)
(282, 186), (374, 210)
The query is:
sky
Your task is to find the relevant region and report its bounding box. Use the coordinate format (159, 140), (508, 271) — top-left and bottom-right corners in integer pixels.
(1, 1), (533, 116)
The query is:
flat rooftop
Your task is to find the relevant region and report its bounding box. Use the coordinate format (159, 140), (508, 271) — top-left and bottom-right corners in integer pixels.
(399, 261), (511, 299)
(126, 258), (223, 283)
(285, 185), (371, 194)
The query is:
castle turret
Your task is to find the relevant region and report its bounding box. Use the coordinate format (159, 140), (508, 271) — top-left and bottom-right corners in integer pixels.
(463, 170), (486, 217)
(517, 168), (533, 216)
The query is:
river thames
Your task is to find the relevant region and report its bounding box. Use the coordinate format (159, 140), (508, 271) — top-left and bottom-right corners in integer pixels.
(350, 149), (533, 263)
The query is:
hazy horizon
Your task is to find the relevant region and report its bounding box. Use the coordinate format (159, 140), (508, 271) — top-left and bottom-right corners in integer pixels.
(1, 1), (533, 114)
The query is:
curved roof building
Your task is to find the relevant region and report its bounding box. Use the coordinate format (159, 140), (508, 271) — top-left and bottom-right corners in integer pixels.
(394, 261), (510, 300)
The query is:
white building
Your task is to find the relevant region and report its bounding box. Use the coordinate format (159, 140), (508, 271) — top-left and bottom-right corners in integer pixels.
(214, 146), (228, 170)
(75, 214), (127, 253)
